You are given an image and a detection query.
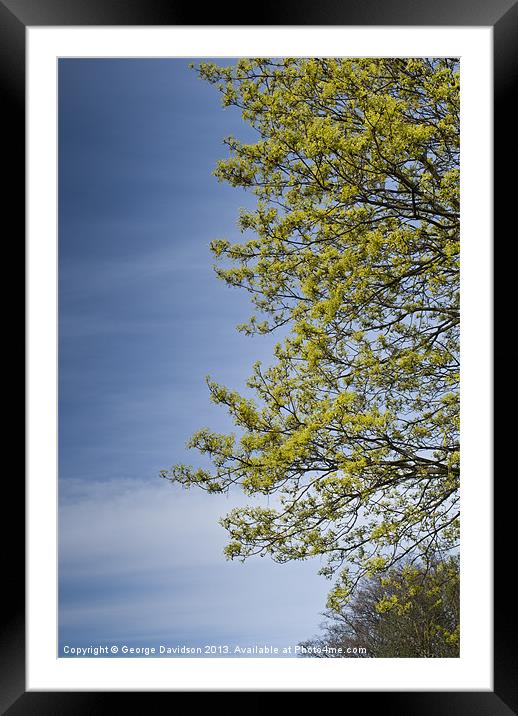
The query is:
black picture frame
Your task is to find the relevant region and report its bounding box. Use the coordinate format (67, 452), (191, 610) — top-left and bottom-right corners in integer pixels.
(8, 0), (506, 709)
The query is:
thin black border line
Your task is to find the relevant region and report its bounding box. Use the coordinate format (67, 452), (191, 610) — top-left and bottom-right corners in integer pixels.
(52, 45), (474, 681)
(6, 0), (506, 711)
(54, 54), (59, 677)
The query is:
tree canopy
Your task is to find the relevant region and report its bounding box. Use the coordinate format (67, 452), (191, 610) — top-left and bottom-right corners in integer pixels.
(299, 555), (459, 657)
(162, 58), (460, 610)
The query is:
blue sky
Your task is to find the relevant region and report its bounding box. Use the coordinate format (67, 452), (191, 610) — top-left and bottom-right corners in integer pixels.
(58, 58), (329, 657)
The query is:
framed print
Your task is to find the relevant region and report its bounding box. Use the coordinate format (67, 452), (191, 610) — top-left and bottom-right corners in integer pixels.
(6, 0), (508, 709)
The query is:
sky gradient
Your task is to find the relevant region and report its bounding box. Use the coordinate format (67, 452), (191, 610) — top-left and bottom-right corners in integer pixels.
(58, 58), (329, 657)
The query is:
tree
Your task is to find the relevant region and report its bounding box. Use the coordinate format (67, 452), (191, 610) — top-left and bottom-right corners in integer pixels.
(161, 58), (460, 610)
(298, 555), (460, 657)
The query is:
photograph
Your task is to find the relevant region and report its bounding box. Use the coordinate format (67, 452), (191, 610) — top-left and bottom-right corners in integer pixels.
(58, 56), (460, 661)
(10, 9), (503, 705)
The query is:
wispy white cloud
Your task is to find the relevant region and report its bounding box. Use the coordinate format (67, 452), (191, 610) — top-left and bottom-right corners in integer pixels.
(60, 240), (212, 294)
(60, 477), (239, 573)
(59, 477), (329, 650)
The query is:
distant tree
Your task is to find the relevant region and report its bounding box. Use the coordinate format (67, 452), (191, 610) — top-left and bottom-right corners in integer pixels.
(299, 555), (459, 658)
(162, 58), (460, 610)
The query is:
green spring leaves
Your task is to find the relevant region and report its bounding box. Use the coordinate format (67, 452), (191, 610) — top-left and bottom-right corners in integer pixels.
(163, 58), (460, 610)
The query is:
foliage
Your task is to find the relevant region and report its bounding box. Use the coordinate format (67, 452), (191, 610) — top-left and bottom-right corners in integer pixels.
(161, 58), (460, 609)
(299, 555), (460, 657)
